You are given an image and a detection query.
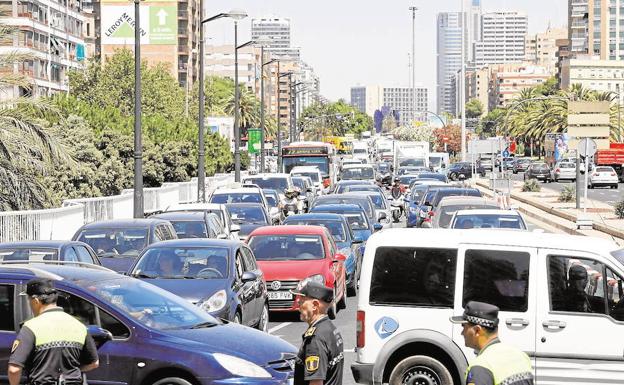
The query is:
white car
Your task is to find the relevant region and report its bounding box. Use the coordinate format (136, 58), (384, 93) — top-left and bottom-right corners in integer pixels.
(352, 229), (624, 385)
(588, 166), (619, 189)
(290, 166), (324, 195)
(449, 209), (527, 230)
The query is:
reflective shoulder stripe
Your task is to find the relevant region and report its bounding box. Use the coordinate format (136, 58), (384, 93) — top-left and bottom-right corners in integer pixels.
(25, 311), (87, 347)
(466, 343), (533, 385)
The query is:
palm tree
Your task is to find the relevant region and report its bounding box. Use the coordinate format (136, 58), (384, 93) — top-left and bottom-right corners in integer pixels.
(0, 22), (71, 210)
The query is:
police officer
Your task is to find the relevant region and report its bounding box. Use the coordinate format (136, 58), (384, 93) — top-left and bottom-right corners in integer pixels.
(291, 281), (343, 385)
(450, 301), (533, 385)
(8, 278), (99, 385)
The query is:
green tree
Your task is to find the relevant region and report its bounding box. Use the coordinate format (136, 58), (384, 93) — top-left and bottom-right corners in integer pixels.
(465, 98), (484, 119)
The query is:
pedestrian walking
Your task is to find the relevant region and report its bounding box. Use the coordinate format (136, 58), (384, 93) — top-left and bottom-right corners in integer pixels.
(292, 281), (344, 385)
(450, 301), (534, 385)
(8, 278), (99, 385)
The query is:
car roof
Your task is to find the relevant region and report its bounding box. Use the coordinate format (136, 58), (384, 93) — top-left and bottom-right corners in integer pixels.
(79, 219), (169, 229)
(366, 228), (619, 254)
(0, 241), (83, 249)
(151, 212), (207, 221)
(144, 238), (241, 249)
(248, 225), (327, 236)
(284, 213), (345, 222)
(312, 204), (364, 212)
(454, 209), (522, 216)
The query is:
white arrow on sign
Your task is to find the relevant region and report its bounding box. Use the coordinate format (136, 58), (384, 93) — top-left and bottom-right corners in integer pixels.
(156, 9), (168, 25)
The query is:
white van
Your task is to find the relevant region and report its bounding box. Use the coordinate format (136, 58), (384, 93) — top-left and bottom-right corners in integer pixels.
(352, 228), (624, 385)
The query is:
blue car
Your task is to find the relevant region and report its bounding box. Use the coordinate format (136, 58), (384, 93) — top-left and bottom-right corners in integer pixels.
(0, 264), (296, 385)
(310, 204), (381, 244)
(283, 213), (364, 296)
(128, 239), (269, 331)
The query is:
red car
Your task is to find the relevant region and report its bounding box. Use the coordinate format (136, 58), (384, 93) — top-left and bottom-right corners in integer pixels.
(246, 225), (347, 318)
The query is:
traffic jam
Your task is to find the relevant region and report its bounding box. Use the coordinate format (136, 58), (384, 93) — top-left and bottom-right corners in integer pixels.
(2, 134), (624, 385)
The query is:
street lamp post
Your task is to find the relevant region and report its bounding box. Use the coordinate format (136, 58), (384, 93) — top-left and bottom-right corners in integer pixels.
(277, 70), (292, 171)
(260, 52), (277, 173)
(133, 0), (143, 218)
(198, 8), (247, 200)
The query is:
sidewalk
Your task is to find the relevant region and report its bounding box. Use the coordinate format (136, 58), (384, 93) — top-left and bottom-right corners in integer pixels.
(473, 177), (624, 245)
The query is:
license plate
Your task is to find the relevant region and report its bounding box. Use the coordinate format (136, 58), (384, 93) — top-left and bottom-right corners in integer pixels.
(268, 291), (293, 300)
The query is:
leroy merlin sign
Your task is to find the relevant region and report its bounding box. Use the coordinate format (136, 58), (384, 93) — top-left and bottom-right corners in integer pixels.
(101, 4), (177, 45)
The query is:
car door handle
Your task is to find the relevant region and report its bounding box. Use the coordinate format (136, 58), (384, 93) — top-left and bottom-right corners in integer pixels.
(542, 320), (567, 329)
(505, 318), (530, 327)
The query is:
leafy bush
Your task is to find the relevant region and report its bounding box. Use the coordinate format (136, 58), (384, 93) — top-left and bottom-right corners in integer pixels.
(522, 179), (541, 192)
(558, 185), (576, 203)
(615, 200), (624, 219)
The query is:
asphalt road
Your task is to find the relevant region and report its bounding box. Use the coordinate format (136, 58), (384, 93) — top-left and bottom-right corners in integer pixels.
(511, 172), (624, 206)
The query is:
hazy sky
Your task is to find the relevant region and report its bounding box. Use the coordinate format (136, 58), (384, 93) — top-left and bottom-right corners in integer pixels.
(205, 0), (567, 109)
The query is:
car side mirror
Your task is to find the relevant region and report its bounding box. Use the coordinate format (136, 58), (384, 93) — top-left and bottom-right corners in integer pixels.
(88, 325), (113, 347)
(334, 253), (347, 262)
(373, 223), (383, 232)
(230, 224), (241, 233)
(241, 271), (258, 282)
(352, 236), (364, 244)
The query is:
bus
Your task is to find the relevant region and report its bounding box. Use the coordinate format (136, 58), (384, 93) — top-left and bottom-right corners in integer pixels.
(281, 141), (338, 188)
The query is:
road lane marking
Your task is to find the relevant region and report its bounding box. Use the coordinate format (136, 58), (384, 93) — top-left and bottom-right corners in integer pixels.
(269, 322), (292, 334)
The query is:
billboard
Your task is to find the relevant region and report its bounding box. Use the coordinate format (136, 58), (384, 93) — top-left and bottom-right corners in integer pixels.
(101, 4), (177, 45)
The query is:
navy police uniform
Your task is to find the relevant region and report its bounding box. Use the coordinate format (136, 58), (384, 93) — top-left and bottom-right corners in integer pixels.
(292, 282), (344, 385)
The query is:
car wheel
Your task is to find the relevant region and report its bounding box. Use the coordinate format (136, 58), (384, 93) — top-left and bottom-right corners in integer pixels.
(256, 302), (269, 332)
(388, 355), (453, 385)
(152, 378), (193, 385)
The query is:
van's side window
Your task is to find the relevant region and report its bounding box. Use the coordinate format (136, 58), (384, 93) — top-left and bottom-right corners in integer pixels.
(370, 247), (456, 307)
(0, 285), (15, 331)
(463, 249), (530, 312)
(548, 256), (610, 315)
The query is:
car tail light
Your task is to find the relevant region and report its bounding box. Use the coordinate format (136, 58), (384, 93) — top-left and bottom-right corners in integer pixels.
(356, 311), (365, 348)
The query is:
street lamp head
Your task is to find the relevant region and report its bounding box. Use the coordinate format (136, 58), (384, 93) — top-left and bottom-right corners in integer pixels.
(227, 8), (247, 20)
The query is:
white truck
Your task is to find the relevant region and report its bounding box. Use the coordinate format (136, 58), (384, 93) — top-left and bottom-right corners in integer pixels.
(393, 141), (430, 171)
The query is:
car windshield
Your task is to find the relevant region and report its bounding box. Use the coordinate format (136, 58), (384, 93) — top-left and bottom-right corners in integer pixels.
(132, 247), (229, 279)
(248, 235), (324, 260)
(227, 205), (268, 225)
(285, 220), (347, 242)
(452, 214), (525, 230)
(77, 228), (148, 257)
(438, 204), (497, 228)
(244, 177), (289, 194)
(340, 167), (374, 180)
(210, 193), (262, 204)
(75, 277), (218, 330)
(292, 172), (319, 182)
(0, 248), (58, 261)
(170, 221), (208, 239)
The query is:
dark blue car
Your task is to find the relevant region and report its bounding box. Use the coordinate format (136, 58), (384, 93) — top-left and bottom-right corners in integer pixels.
(0, 264), (296, 385)
(129, 239), (269, 331)
(283, 213), (364, 296)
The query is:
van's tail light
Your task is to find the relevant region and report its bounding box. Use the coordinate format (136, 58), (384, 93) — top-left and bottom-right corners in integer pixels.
(356, 310), (365, 348)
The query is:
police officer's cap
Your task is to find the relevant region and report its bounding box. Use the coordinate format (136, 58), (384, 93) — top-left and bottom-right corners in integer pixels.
(21, 278), (57, 297)
(291, 281), (333, 303)
(450, 301), (499, 329)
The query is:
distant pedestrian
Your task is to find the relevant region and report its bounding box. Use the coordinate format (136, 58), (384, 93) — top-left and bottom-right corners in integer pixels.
(450, 301), (534, 385)
(292, 281), (344, 385)
(8, 278), (99, 385)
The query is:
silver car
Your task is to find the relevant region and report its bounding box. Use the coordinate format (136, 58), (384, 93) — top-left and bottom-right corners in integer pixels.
(551, 162), (577, 182)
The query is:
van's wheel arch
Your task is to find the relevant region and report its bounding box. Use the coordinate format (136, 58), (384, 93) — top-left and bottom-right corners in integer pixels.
(388, 355), (453, 385)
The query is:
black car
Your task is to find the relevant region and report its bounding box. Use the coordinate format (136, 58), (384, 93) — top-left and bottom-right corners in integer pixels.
(447, 162), (485, 181)
(72, 219), (178, 272)
(524, 162), (552, 182)
(151, 211), (225, 239)
(0, 241), (100, 265)
(129, 239), (268, 330)
(512, 158), (532, 174)
(0, 264), (296, 385)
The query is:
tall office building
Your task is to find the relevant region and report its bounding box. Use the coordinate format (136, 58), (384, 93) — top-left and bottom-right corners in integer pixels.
(568, 0), (624, 60)
(473, 12), (528, 66)
(1, 0), (86, 98)
(382, 87), (428, 126)
(437, 12), (463, 115)
(251, 17), (300, 60)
